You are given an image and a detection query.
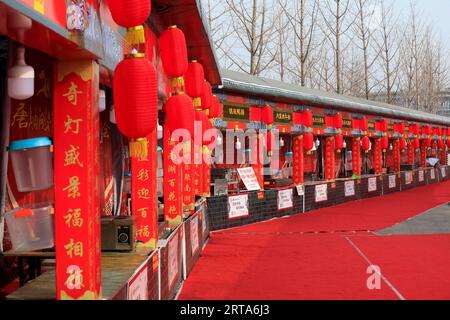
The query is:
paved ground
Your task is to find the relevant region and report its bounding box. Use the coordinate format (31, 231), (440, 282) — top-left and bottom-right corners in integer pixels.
(179, 180), (450, 300)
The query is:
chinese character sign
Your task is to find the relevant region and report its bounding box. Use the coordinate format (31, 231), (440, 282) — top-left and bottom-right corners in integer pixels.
(54, 60), (101, 300)
(325, 137), (335, 181)
(293, 135), (304, 185)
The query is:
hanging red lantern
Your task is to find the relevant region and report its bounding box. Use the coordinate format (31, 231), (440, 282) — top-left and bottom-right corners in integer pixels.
(335, 134), (344, 151)
(447, 139), (450, 149)
(114, 55), (158, 143)
(381, 136), (389, 151)
(185, 61), (205, 107)
(438, 139), (444, 148)
(165, 93), (195, 137)
(399, 138), (406, 151)
(200, 81), (213, 113)
(360, 117), (369, 132)
(159, 25), (188, 86)
(413, 138), (420, 150)
(262, 105), (274, 127)
(303, 133), (314, 151)
(108, 0), (150, 45)
(379, 119), (388, 133)
(362, 136), (370, 152)
(209, 95), (221, 119)
(425, 137), (432, 148)
(302, 109), (313, 127)
(334, 113), (343, 129)
(194, 110), (210, 147)
(293, 112), (302, 125)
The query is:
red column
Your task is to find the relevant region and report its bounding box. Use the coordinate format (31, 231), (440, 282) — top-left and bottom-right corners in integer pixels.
(324, 136), (335, 180)
(163, 125), (183, 229)
(408, 140), (415, 165)
(352, 138), (361, 176)
(420, 140), (427, 168)
(131, 129), (158, 249)
(293, 135), (304, 185)
(373, 138), (383, 174)
(54, 60), (101, 300)
(393, 139), (401, 172)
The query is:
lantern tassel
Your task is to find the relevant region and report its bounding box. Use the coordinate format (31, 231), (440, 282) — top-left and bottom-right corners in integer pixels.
(130, 138), (148, 159)
(126, 26), (146, 46)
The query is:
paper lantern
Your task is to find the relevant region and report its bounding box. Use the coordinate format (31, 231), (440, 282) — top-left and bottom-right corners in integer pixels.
(360, 117), (369, 132)
(381, 136), (389, 151)
(293, 112), (302, 126)
(413, 138), (420, 150)
(200, 81), (212, 112)
(185, 61), (205, 107)
(108, 0), (150, 44)
(114, 56), (158, 139)
(361, 136), (370, 152)
(262, 105), (274, 126)
(194, 110), (211, 147)
(165, 93), (195, 137)
(335, 134), (344, 151)
(425, 137), (432, 148)
(396, 122), (405, 134)
(438, 139), (444, 148)
(302, 109), (313, 127)
(399, 138), (406, 151)
(334, 113), (343, 129)
(209, 95), (221, 119)
(303, 133), (314, 151)
(378, 119), (388, 133)
(159, 25), (188, 83)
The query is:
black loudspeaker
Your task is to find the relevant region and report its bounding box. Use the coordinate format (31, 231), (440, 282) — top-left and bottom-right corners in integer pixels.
(101, 216), (136, 252)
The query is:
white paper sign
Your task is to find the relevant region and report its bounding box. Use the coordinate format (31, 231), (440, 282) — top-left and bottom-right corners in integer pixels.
(190, 215), (199, 255)
(296, 185), (304, 196)
(278, 189), (293, 210)
(447, 156), (450, 166)
(200, 207), (207, 234)
(418, 170), (424, 182)
(431, 169), (436, 180)
(127, 260), (149, 300)
(344, 180), (355, 197)
(315, 184), (328, 203)
(237, 167), (261, 191)
(168, 233), (179, 290)
(388, 175), (396, 189)
(441, 167), (446, 178)
(368, 177), (377, 192)
(228, 194), (249, 219)
(405, 172), (413, 185)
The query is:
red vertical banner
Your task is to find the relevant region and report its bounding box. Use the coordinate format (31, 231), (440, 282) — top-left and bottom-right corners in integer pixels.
(373, 138), (383, 174)
(53, 60), (101, 300)
(324, 137), (335, 180)
(420, 140), (427, 168)
(408, 140), (415, 165)
(163, 125), (183, 229)
(352, 138), (361, 176)
(131, 129), (158, 249)
(251, 133), (264, 188)
(293, 135), (304, 185)
(393, 139), (401, 172)
(182, 142), (195, 213)
(203, 148), (211, 197)
(193, 142), (203, 197)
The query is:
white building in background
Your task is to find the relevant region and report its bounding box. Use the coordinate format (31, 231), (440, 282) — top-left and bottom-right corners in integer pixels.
(437, 88), (450, 118)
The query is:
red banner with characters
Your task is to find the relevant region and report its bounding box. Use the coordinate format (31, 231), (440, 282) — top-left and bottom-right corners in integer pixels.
(163, 125), (183, 228)
(408, 140), (415, 166)
(373, 138), (382, 174)
(292, 135), (304, 185)
(352, 138), (361, 176)
(53, 60), (101, 300)
(132, 129), (158, 248)
(393, 139), (401, 172)
(324, 137), (335, 181)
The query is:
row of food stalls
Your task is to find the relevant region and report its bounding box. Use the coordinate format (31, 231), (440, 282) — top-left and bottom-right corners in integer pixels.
(206, 69), (450, 231)
(0, 0), (221, 300)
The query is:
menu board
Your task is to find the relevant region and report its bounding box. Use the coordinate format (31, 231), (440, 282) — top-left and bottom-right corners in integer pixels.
(237, 167), (261, 191)
(296, 185), (304, 196)
(405, 172), (413, 185)
(315, 184), (328, 202)
(278, 189), (293, 210)
(389, 175), (396, 189)
(418, 170), (424, 182)
(344, 180), (355, 197)
(228, 194), (249, 219)
(368, 177), (377, 192)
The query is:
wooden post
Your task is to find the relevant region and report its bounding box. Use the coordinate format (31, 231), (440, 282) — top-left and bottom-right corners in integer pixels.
(53, 60), (101, 300)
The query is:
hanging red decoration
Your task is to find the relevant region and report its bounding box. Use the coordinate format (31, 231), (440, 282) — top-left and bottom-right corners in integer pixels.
(209, 95), (221, 119)
(200, 81), (213, 112)
(378, 119), (388, 133)
(302, 109), (313, 127)
(114, 55), (158, 139)
(447, 139), (450, 149)
(335, 134), (344, 151)
(293, 112), (302, 126)
(108, 0), (150, 45)
(262, 105), (274, 126)
(425, 137), (432, 148)
(334, 113), (343, 129)
(395, 122), (405, 134)
(303, 133), (314, 151)
(399, 138), (406, 151)
(438, 139), (444, 148)
(194, 110), (212, 147)
(381, 136), (389, 151)
(361, 136), (370, 152)
(413, 138), (420, 150)
(266, 130), (274, 155)
(360, 117), (369, 132)
(185, 61), (205, 107)
(159, 25), (188, 85)
(165, 93), (195, 137)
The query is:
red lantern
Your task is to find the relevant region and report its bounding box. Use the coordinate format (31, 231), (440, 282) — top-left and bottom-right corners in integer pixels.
(335, 134), (344, 151)
(262, 105), (274, 126)
(108, 0), (150, 28)
(399, 138), (406, 151)
(114, 56), (158, 139)
(425, 137), (432, 148)
(334, 113), (343, 129)
(362, 136), (370, 152)
(302, 109), (313, 127)
(414, 138), (420, 150)
(209, 95), (221, 119)
(293, 112), (302, 125)
(159, 26), (188, 81)
(165, 93), (194, 137)
(200, 81), (212, 112)
(360, 117), (369, 132)
(447, 139), (450, 149)
(379, 119), (388, 133)
(185, 61), (205, 107)
(194, 110), (210, 147)
(438, 139), (444, 148)
(303, 133), (314, 151)
(381, 136), (389, 151)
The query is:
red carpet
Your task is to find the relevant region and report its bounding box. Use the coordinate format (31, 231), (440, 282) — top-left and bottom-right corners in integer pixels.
(179, 180), (450, 300)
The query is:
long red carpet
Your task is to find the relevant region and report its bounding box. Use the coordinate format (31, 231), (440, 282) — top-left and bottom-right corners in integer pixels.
(179, 180), (450, 300)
